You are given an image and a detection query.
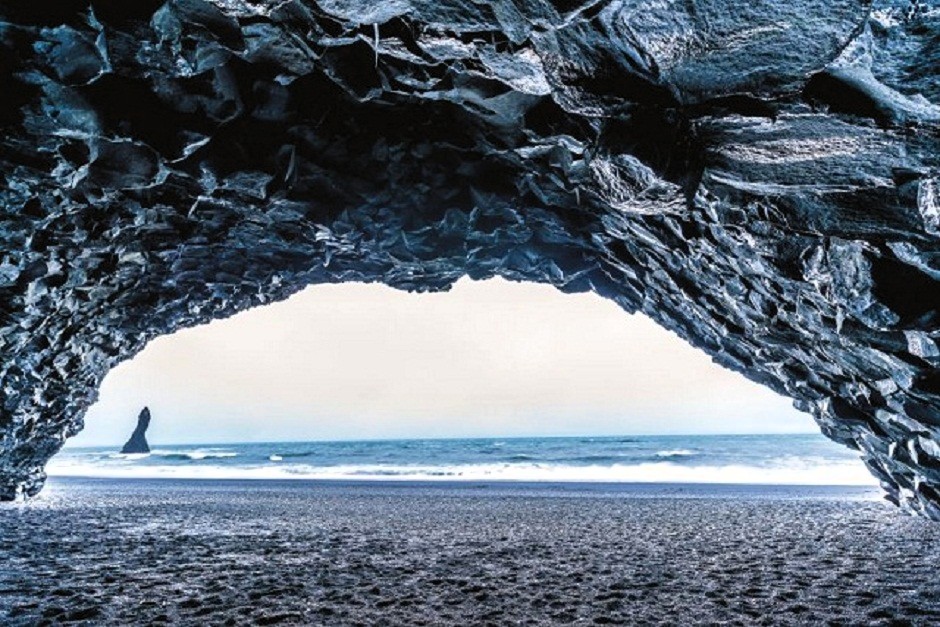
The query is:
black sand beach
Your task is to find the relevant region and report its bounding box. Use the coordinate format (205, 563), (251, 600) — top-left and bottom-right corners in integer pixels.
(3, 478), (940, 625)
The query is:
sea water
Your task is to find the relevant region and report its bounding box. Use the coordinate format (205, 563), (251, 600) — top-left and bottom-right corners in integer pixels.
(49, 434), (877, 485)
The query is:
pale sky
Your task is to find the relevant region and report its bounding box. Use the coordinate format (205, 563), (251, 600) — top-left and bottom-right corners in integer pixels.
(67, 278), (815, 447)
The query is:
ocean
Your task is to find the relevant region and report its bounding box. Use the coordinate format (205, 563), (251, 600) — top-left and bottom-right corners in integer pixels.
(49, 433), (877, 486)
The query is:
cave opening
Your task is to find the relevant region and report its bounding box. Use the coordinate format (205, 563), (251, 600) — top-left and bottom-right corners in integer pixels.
(49, 278), (872, 487)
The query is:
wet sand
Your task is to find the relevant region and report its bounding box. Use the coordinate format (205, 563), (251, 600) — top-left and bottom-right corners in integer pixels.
(2, 478), (940, 625)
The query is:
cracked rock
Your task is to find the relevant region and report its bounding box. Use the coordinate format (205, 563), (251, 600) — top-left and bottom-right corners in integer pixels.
(0, 0), (939, 518)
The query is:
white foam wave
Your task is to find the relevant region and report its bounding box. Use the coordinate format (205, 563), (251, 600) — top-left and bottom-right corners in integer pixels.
(46, 459), (878, 486)
(655, 449), (695, 458)
(152, 449), (238, 460)
(107, 449), (238, 461)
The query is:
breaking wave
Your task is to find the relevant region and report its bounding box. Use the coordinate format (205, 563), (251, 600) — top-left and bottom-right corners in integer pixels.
(50, 435), (877, 486)
(655, 449), (695, 458)
(47, 460), (876, 486)
(109, 449), (238, 461)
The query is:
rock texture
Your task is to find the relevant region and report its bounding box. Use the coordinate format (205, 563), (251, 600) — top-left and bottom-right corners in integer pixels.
(0, 1), (938, 515)
(120, 407), (151, 454)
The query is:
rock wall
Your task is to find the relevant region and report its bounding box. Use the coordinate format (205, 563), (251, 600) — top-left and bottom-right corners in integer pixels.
(1, 1), (938, 515)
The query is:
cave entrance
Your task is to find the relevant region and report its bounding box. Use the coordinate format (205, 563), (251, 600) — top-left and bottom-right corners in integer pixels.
(52, 278), (871, 486)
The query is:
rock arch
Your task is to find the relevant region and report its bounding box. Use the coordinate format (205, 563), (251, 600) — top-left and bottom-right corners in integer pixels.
(1, 0), (938, 516)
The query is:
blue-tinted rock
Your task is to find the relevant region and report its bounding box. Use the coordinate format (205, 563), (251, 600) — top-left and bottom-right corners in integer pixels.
(0, 0), (937, 519)
(120, 407), (151, 455)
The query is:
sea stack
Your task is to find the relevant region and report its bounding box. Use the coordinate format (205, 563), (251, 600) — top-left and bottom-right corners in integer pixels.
(120, 407), (151, 454)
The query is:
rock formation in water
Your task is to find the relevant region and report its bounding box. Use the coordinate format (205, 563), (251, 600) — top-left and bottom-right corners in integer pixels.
(0, 1), (938, 516)
(120, 407), (151, 454)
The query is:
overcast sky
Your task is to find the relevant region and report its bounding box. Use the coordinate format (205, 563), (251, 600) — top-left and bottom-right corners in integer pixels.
(67, 278), (815, 447)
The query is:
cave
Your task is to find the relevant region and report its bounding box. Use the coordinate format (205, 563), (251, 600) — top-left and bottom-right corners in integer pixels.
(0, 0), (938, 518)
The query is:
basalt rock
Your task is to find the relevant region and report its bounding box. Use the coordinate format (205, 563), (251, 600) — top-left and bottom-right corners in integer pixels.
(0, 1), (938, 516)
(120, 407), (151, 454)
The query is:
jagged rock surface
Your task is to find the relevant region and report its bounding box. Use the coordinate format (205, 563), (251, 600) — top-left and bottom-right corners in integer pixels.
(0, 1), (938, 515)
(120, 407), (151, 454)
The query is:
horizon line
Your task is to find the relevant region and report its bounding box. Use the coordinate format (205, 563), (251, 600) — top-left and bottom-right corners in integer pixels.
(63, 430), (821, 449)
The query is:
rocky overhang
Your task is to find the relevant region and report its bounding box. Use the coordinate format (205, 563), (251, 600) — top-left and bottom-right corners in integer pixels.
(0, 0), (938, 516)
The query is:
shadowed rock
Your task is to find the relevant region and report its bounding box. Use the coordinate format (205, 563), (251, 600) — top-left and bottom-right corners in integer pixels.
(120, 408), (151, 455)
(0, 1), (938, 518)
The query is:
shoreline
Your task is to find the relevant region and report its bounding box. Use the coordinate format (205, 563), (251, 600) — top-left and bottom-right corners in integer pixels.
(40, 474), (884, 499)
